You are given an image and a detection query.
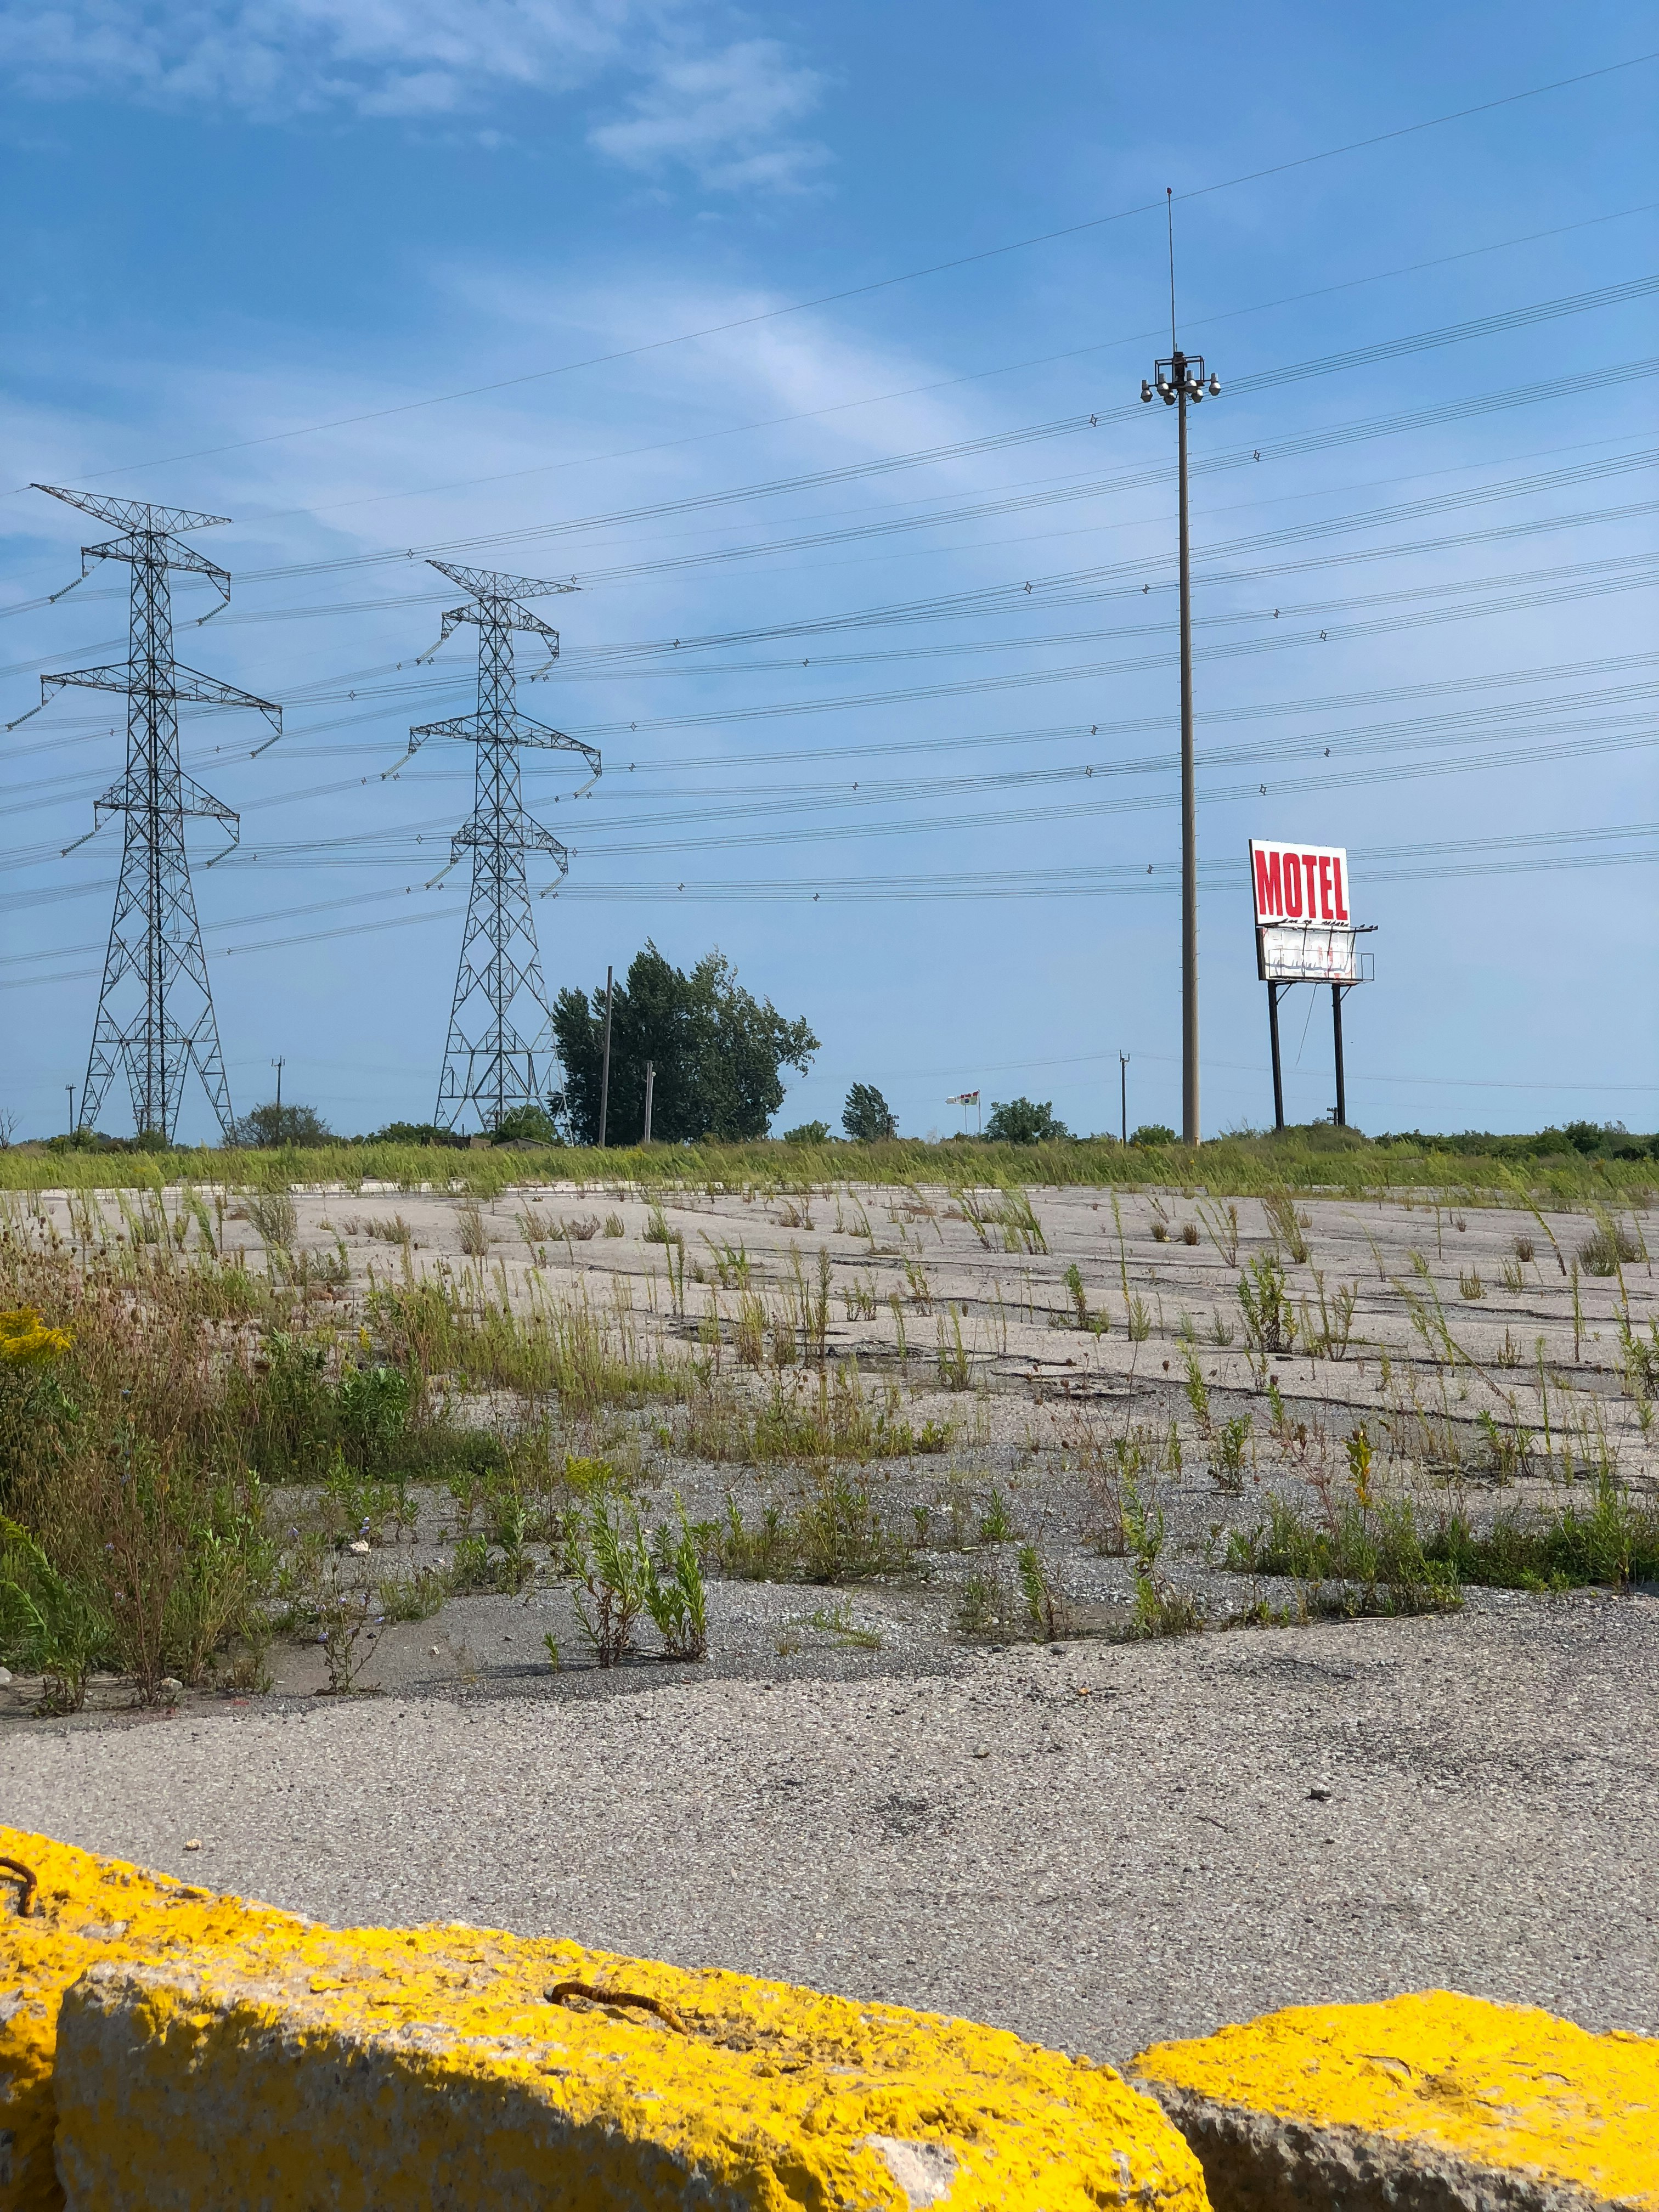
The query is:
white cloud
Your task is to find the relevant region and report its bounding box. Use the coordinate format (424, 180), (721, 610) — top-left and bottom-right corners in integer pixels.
(0, 1), (828, 187)
(587, 37), (827, 191)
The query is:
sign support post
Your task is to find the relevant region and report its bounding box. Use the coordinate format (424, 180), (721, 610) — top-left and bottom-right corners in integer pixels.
(1332, 984), (1348, 1129)
(1267, 985), (1285, 1132)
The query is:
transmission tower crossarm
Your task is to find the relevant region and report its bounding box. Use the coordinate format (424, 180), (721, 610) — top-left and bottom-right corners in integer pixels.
(31, 483), (231, 534)
(410, 708), (600, 777)
(430, 559), (577, 601)
(41, 661), (280, 734)
(434, 598), (562, 653)
(92, 767), (239, 825)
(169, 664), (281, 732)
(39, 663), (131, 696)
(80, 532), (232, 602)
(453, 814), (568, 866)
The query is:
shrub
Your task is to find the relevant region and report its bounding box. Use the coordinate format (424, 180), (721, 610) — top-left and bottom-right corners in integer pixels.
(1131, 1124), (1177, 1147)
(783, 1120), (832, 1144)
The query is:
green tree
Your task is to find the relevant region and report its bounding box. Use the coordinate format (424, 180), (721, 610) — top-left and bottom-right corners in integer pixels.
(1131, 1123), (1177, 1147)
(233, 1102), (332, 1148)
(551, 945), (819, 1144)
(358, 1121), (469, 1149)
(842, 1084), (897, 1142)
(490, 1102), (563, 1146)
(986, 1098), (1068, 1144)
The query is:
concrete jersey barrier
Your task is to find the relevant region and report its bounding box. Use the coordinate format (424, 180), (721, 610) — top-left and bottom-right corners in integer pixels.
(2, 1827), (1202, 2212)
(1131, 1989), (1659, 2211)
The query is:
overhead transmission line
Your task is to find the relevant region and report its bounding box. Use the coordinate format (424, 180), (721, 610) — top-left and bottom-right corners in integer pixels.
(6, 819), (1654, 990)
(7, 272), (1652, 634)
(9, 540), (1656, 831)
(29, 46), (1655, 490)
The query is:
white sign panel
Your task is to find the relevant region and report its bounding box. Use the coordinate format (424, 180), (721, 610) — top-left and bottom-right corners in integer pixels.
(1249, 839), (1358, 983)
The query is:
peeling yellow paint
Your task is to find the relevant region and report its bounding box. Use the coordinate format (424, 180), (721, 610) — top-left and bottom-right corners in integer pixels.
(1132, 1990), (1659, 2209)
(3, 1826), (1203, 2211)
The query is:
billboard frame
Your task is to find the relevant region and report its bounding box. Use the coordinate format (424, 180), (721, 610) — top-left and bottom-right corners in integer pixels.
(1249, 839), (1376, 1130)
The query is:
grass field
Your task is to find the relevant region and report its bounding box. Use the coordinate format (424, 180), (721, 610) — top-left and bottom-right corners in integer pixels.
(0, 1126), (1652, 1204)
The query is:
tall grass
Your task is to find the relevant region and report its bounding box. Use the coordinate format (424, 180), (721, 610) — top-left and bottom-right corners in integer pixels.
(368, 1271), (690, 1413)
(1227, 1477), (1659, 1594)
(1, 1131), (1649, 1202)
(0, 1227), (697, 1706)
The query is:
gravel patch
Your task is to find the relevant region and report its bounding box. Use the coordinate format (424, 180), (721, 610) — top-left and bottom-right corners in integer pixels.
(5, 1594), (1655, 2068)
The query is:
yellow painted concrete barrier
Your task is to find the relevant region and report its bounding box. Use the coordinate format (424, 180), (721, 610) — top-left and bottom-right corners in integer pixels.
(1131, 1990), (1659, 2211)
(3, 1829), (1204, 2211)
(0, 1824), (311, 2212)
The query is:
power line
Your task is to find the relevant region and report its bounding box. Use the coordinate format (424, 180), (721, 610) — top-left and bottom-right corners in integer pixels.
(4, 820), (1651, 985)
(29, 48), (1655, 490)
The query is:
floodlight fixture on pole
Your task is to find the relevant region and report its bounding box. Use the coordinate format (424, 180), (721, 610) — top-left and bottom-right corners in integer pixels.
(403, 562), (601, 1136)
(21, 484), (280, 1143)
(1140, 190), (1220, 1148)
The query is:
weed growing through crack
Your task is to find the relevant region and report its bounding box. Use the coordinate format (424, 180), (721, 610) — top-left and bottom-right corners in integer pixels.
(569, 1497), (652, 1666)
(799, 1598), (882, 1650)
(1017, 1542), (1072, 1639)
(314, 1572), (386, 1694)
(1581, 1218), (1639, 1277)
(1262, 1189), (1310, 1264)
(1239, 1252), (1297, 1379)
(644, 1508), (709, 1660)
(377, 1564), (452, 1622)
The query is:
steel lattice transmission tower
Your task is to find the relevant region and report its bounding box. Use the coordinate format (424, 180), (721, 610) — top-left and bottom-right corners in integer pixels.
(22, 486), (280, 1142)
(405, 562), (600, 1133)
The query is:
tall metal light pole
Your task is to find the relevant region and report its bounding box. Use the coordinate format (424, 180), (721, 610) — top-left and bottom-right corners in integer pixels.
(597, 964), (614, 1148)
(1142, 192), (1219, 1148)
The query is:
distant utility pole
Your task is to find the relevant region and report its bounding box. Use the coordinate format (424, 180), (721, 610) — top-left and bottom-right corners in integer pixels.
(598, 966), (614, 1148)
(642, 1060), (655, 1145)
(20, 486), (281, 1142)
(65, 1084), (75, 1136)
(271, 1057), (284, 1128)
(405, 562), (601, 1137)
(1119, 1052), (1130, 1146)
(1141, 192), (1220, 1148)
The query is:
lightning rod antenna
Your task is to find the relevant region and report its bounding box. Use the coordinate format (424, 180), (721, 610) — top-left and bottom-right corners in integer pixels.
(1166, 187), (1177, 351)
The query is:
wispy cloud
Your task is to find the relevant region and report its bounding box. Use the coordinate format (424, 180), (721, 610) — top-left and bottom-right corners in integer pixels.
(0, 1), (829, 188)
(588, 37), (828, 191)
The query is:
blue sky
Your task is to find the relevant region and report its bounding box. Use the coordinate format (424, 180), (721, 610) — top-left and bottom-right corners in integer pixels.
(2, 1), (1655, 1143)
